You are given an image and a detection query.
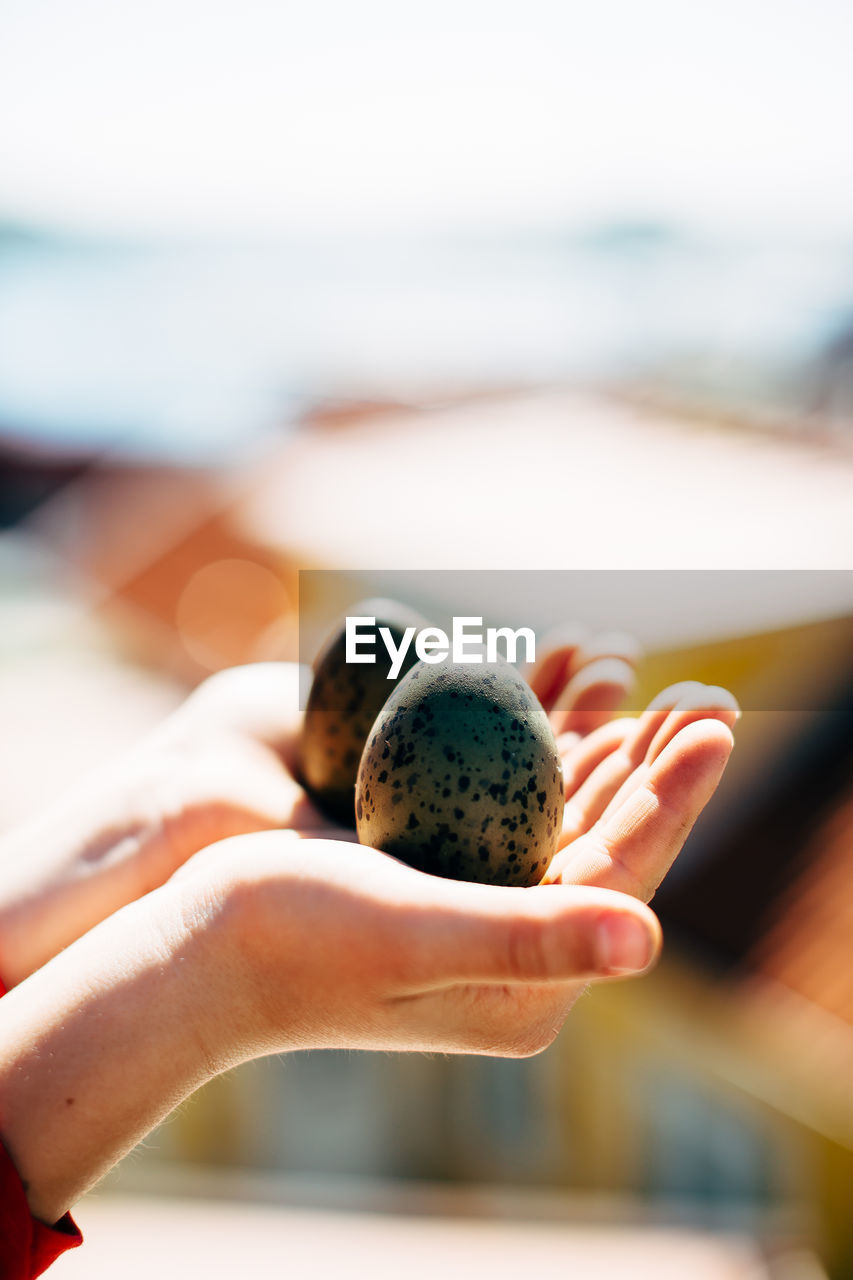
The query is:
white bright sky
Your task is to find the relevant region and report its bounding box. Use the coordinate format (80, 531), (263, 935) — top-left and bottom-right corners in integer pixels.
(0, 0), (852, 237)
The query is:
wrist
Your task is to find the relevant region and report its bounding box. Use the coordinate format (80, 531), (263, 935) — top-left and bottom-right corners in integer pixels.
(0, 877), (242, 1222)
(157, 868), (265, 1074)
(171, 833), (339, 1061)
(167, 849), (289, 1064)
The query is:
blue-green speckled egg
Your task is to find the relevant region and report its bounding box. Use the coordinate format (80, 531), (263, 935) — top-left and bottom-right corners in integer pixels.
(355, 655), (564, 886)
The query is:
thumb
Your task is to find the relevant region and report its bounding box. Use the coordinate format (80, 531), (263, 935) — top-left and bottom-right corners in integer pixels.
(393, 883), (662, 990)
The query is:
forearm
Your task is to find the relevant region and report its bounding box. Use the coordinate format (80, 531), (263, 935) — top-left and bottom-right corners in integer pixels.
(0, 876), (241, 1225)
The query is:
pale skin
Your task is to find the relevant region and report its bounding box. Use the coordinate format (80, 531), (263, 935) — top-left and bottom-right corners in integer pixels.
(0, 638), (738, 1228)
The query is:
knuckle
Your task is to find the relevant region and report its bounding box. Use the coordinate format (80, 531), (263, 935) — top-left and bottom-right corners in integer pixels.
(583, 829), (656, 904)
(504, 917), (553, 982)
(505, 914), (595, 982)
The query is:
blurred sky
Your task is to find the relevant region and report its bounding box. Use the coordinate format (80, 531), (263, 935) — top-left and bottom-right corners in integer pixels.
(2, 1), (853, 459)
(1, 0), (852, 238)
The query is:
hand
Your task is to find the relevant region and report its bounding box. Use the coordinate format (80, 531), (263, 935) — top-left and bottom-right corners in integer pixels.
(0, 631), (642, 985)
(0, 647), (737, 1226)
(0, 638), (735, 984)
(168, 636), (736, 1062)
(172, 671), (735, 1063)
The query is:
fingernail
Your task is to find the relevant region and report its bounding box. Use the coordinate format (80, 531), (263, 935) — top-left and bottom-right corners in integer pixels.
(595, 915), (655, 974)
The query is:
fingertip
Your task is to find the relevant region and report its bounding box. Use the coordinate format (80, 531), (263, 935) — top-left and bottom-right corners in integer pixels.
(646, 686), (739, 764)
(594, 903), (661, 976)
(700, 685), (741, 725)
(552, 658), (637, 736)
(647, 680), (701, 712)
(654, 716), (735, 788)
(558, 656), (637, 701)
(676, 714), (735, 753)
(571, 631), (644, 675)
(525, 645), (575, 709)
(538, 623), (589, 654)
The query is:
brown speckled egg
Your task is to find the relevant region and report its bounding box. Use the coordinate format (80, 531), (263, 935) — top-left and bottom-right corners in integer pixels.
(300, 599), (428, 825)
(355, 654), (564, 886)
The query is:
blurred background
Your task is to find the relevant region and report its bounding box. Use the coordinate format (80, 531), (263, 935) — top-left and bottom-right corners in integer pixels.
(2, 1), (853, 1276)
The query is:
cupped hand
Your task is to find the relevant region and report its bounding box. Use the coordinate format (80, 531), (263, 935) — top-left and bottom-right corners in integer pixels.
(0, 639), (739, 1233)
(142, 644), (736, 912)
(174, 831), (662, 1062)
(166, 648), (736, 1063)
(1, 631), (735, 991)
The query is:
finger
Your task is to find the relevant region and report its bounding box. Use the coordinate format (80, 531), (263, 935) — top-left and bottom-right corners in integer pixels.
(556, 707), (663, 849)
(390, 882), (661, 989)
(569, 631), (643, 676)
(552, 718), (734, 902)
(623, 681), (706, 762)
(554, 682), (721, 848)
(555, 632), (641, 735)
(550, 657), (637, 737)
(597, 684), (740, 827)
(646, 684), (740, 764)
(523, 625), (587, 711)
(560, 717), (637, 799)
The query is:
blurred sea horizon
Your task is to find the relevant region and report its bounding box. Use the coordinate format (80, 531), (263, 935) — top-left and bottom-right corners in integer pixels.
(2, 216), (852, 463)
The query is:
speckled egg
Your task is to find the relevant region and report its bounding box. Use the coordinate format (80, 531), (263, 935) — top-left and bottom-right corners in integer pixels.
(355, 655), (565, 886)
(299, 599), (428, 825)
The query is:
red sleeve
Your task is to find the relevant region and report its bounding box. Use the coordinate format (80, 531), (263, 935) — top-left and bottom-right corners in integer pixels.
(0, 974), (83, 1280)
